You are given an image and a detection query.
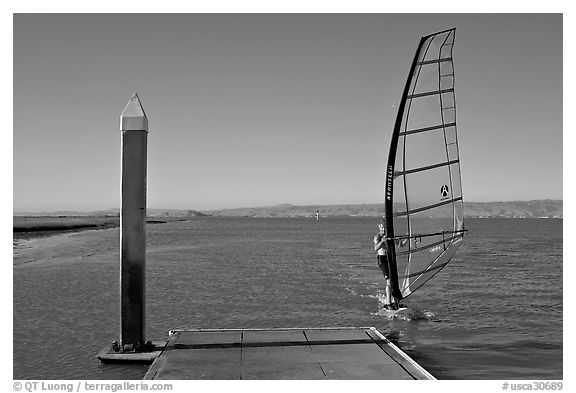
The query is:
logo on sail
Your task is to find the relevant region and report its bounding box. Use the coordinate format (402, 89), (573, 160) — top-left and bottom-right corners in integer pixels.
(440, 184), (450, 200)
(386, 165), (394, 201)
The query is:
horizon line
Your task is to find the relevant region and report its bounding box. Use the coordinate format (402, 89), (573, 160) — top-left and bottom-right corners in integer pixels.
(13, 198), (563, 214)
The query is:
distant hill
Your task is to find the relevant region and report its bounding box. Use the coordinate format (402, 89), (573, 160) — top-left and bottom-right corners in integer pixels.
(206, 203), (381, 217)
(464, 200), (562, 218)
(204, 200), (563, 218)
(14, 200), (562, 219)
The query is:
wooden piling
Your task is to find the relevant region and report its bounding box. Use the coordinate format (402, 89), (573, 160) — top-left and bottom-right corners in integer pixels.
(120, 93), (148, 350)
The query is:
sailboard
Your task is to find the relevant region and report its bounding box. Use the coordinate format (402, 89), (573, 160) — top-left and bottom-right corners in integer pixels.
(384, 28), (466, 301)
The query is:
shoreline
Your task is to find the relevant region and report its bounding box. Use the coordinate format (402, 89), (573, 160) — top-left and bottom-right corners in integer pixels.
(13, 214), (563, 241)
(13, 216), (184, 241)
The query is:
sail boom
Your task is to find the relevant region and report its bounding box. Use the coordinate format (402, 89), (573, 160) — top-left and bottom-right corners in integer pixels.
(390, 229), (467, 242)
(394, 159), (459, 177)
(392, 196), (463, 217)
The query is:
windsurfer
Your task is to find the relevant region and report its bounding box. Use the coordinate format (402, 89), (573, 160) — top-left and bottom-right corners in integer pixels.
(374, 222), (396, 309)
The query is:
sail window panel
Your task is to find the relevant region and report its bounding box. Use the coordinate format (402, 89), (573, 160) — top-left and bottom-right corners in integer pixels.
(422, 36), (443, 62)
(392, 189), (409, 244)
(439, 74), (454, 90)
(412, 63), (441, 95)
(399, 243), (461, 297)
(445, 125), (457, 144)
(399, 249), (441, 285)
(400, 216), (459, 259)
(443, 30), (455, 45)
(400, 269), (432, 294)
(442, 107), (456, 124)
(431, 33), (447, 48)
(447, 142), (460, 162)
(392, 181), (410, 232)
(410, 205), (460, 223)
(449, 199), (464, 230)
(416, 41), (430, 63)
(407, 66), (421, 95)
(453, 200), (465, 230)
(400, 99), (413, 131)
(440, 43), (453, 59)
(449, 165), (463, 199)
(405, 96), (443, 130)
(397, 233), (452, 282)
(439, 60), (454, 77)
(401, 236), (444, 270)
(420, 36), (437, 63)
(392, 176), (408, 213)
(395, 253), (411, 293)
(422, 33), (451, 62)
(441, 91), (455, 109)
(392, 214), (409, 252)
(403, 167), (454, 213)
(433, 32), (453, 49)
(394, 136), (406, 171)
(392, 215), (410, 239)
(404, 129), (451, 171)
(399, 105), (411, 133)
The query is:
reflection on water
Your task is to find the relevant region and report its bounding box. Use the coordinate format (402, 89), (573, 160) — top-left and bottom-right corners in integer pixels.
(13, 218), (562, 379)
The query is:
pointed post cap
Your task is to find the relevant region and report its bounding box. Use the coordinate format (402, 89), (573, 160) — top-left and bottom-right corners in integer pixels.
(121, 93), (148, 131)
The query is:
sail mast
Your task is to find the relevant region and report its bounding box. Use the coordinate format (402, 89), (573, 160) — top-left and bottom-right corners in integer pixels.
(384, 33), (435, 301)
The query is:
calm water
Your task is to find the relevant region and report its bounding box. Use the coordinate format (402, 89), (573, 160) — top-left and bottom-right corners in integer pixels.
(13, 217), (562, 380)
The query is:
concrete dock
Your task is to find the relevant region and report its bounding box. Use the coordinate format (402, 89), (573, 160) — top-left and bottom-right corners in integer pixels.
(142, 327), (435, 380)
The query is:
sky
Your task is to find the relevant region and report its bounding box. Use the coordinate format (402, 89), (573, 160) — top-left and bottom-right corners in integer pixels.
(12, 13), (563, 212)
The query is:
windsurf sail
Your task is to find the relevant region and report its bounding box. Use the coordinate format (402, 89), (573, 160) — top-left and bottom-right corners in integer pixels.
(384, 28), (465, 300)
